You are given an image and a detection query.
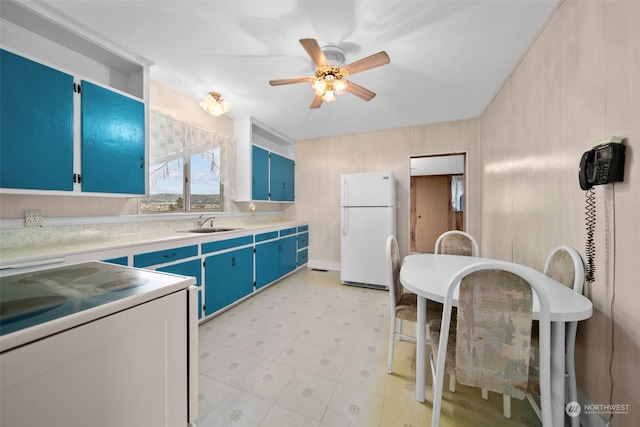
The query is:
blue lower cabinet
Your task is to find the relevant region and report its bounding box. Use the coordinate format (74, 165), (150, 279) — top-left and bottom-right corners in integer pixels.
(256, 236), (298, 289)
(298, 232), (308, 249)
(255, 240), (281, 289)
(204, 247), (253, 315)
(157, 258), (203, 319)
(102, 256), (128, 266)
(298, 249), (308, 266)
(281, 236), (297, 275)
(133, 245), (198, 268)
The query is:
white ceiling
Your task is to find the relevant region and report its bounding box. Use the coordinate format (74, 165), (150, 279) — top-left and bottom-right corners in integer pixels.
(30, 0), (558, 142)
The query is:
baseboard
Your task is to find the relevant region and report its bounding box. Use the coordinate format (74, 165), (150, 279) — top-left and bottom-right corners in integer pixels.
(308, 260), (340, 272)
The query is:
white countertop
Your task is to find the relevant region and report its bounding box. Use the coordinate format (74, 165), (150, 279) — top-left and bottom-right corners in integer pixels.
(0, 219), (307, 269)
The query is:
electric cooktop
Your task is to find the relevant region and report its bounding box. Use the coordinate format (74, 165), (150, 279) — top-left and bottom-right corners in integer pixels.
(0, 261), (194, 350)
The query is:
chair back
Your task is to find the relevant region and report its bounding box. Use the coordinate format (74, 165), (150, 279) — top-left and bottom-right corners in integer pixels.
(435, 230), (479, 257)
(544, 245), (584, 294)
(386, 235), (402, 306)
(456, 269), (532, 399)
(431, 261), (552, 426)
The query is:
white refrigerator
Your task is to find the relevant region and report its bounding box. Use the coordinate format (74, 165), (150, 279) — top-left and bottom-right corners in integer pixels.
(340, 171), (397, 290)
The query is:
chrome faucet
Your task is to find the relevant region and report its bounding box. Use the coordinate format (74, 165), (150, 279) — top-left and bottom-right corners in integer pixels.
(197, 215), (216, 229)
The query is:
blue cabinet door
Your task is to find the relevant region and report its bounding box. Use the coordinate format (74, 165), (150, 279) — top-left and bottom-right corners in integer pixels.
(280, 236), (297, 275)
(205, 247), (254, 315)
(255, 240), (280, 288)
(270, 153), (294, 201)
(81, 81), (145, 194)
(233, 247), (254, 302)
(252, 145), (269, 200)
(158, 258), (203, 319)
(0, 50), (73, 191)
(205, 251), (235, 314)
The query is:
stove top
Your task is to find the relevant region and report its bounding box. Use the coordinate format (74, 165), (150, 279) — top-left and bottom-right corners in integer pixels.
(0, 261), (193, 346)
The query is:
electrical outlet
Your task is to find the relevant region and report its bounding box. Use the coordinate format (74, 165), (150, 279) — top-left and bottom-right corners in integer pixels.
(25, 209), (44, 227)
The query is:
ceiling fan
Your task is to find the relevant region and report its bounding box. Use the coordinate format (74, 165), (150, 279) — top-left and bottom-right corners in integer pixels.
(269, 38), (390, 109)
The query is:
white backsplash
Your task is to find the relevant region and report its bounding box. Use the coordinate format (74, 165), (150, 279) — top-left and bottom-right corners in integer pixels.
(0, 213), (286, 249)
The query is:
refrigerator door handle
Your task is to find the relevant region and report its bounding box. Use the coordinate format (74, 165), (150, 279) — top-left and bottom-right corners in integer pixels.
(343, 179), (347, 207)
(342, 208), (347, 236)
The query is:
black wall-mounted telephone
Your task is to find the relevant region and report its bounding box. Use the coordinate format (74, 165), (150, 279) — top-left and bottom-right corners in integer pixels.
(578, 141), (626, 190)
(579, 138), (626, 283)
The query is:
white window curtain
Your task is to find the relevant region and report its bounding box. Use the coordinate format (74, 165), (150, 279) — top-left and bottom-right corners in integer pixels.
(149, 110), (236, 199)
(451, 175), (464, 211)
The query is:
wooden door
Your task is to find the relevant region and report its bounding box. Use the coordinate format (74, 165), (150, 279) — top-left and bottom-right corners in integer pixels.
(411, 175), (451, 252)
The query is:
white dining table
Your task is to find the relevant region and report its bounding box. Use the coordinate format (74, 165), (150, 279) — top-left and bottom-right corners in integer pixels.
(400, 253), (593, 426)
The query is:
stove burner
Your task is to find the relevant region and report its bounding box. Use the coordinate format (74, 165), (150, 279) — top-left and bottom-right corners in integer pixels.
(0, 296), (67, 325)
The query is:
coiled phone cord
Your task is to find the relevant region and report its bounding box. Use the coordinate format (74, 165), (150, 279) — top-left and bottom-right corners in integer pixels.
(585, 187), (596, 283)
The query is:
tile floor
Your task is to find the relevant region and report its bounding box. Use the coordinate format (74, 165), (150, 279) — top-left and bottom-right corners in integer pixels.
(195, 268), (542, 427)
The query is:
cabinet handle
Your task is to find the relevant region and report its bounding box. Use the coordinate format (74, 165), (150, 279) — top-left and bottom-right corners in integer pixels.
(163, 253), (177, 259)
(140, 156), (144, 168)
(231, 256), (236, 267)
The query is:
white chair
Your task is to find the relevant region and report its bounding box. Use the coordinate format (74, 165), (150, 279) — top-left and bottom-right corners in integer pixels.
(429, 262), (552, 427)
(527, 245), (584, 426)
(433, 230), (479, 393)
(434, 230), (479, 257)
(386, 235), (442, 374)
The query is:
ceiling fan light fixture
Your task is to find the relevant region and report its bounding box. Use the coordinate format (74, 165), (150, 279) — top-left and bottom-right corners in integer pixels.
(312, 79), (327, 96)
(312, 66), (347, 102)
(333, 79), (347, 95)
(269, 38), (389, 108)
(323, 89), (336, 103)
(199, 91), (232, 117)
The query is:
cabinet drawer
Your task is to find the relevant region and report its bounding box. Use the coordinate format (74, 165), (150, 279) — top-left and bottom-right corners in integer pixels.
(255, 231), (278, 242)
(201, 235), (254, 254)
(133, 245), (198, 268)
(297, 225), (308, 232)
(298, 249), (308, 266)
(102, 256), (128, 266)
(280, 227), (297, 237)
(298, 232), (308, 249)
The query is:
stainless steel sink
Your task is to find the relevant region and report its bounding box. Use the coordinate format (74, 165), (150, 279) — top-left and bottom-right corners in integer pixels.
(186, 227), (241, 233)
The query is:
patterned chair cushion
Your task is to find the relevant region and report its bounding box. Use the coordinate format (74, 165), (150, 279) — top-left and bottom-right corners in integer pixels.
(428, 318), (457, 375)
(439, 234), (474, 256)
(546, 250), (576, 288)
(455, 270), (534, 400)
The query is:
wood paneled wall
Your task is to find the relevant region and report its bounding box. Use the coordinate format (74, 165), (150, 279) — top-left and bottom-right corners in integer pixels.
(479, 1), (639, 424)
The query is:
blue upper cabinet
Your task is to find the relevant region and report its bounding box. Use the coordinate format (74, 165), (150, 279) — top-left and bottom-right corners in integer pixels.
(252, 145), (269, 201)
(0, 49), (74, 191)
(0, 49), (147, 196)
(81, 81), (145, 195)
(270, 152), (295, 202)
(251, 145), (295, 202)
(1, 2), (149, 196)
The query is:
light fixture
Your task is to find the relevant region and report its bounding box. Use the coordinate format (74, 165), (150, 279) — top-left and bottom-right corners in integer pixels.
(199, 92), (232, 116)
(312, 66), (348, 102)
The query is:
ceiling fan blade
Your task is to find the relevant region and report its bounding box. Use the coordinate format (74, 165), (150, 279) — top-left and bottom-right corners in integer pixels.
(269, 77), (313, 86)
(344, 51), (390, 75)
(300, 38), (328, 67)
(345, 80), (376, 101)
(310, 95), (323, 109)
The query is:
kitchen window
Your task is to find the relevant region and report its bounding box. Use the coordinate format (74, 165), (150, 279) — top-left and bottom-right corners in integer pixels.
(141, 110), (235, 213)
